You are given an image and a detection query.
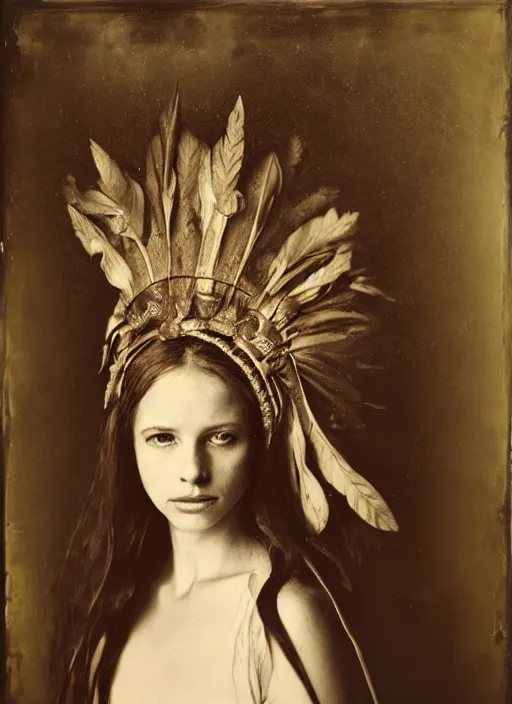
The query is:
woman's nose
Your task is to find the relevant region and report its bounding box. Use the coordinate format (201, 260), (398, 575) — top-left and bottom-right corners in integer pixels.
(179, 443), (209, 485)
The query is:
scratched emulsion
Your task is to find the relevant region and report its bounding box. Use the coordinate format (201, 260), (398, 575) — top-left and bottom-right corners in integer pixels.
(3, 5), (509, 703)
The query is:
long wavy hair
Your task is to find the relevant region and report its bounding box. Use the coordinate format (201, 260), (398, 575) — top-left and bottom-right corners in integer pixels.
(51, 335), (360, 703)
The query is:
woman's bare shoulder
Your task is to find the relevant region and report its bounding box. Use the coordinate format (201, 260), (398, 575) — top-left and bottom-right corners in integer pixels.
(276, 577), (331, 625)
(266, 577), (373, 704)
(276, 577), (344, 670)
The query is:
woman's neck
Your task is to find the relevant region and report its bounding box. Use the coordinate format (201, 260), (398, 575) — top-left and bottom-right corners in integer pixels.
(164, 512), (261, 598)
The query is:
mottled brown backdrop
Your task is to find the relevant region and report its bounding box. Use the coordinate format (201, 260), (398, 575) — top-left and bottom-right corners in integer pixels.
(3, 3), (510, 703)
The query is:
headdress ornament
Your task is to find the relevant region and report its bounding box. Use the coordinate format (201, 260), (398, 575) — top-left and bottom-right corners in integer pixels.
(64, 86), (398, 535)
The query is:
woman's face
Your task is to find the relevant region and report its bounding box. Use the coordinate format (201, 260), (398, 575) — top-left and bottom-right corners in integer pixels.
(132, 363), (253, 534)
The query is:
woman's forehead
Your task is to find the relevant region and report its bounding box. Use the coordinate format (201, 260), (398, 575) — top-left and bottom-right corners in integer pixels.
(133, 364), (246, 429)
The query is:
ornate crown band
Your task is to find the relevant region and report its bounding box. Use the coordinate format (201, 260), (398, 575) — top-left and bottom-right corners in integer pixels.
(65, 86), (398, 535)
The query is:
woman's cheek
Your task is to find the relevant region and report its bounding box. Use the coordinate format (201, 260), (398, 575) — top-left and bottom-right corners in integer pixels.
(223, 446), (251, 498)
(135, 446), (169, 507)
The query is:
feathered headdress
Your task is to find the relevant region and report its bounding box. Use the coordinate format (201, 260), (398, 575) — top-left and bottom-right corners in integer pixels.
(64, 87), (398, 535)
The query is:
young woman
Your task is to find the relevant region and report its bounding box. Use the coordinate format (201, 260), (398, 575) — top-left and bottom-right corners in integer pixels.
(53, 88), (398, 703)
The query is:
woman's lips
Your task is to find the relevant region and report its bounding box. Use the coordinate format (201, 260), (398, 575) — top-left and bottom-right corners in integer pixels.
(170, 497), (218, 513)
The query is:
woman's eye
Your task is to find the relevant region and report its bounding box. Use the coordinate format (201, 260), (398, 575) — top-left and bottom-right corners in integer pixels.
(209, 431), (236, 447)
(148, 433), (176, 447)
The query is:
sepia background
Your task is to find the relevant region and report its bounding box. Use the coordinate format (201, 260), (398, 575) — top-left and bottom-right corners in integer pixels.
(3, 2), (510, 703)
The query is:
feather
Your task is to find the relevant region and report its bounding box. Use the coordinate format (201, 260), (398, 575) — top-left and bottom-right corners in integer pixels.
(286, 187), (341, 233)
(101, 322), (133, 373)
(268, 287), (366, 333)
(219, 152), (282, 290)
(287, 245), (352, 298)
(293, 352), (362, 405)
(293, 344), (360, 372)
(162, 167), (177, 239)
(211, 96), (245, 216)
(146, 170), (176, 280)
(177, 129), (208, 204)
(282, 359), (398, 532)
(350, 275), (395, 302)
(270, 286), (369, 332)
(100, 296), (128, 370)
(171, 276), (195, 319)
(67, 205), (133, 305)
(283, 309), (371, 340)
(293, 356), (365, 430)
(89, 140), (145, 239)
(63, 176), (120, 216)
(256, 293), (299, 330)
(268, 250), (333, 302)
(104, 330), (160, 407)
(197, 148), (216, 237)
(301, 289), (358, 315)
(288, 402), (329, 534)
(294, 334), (374, 368)
(146, 86), (180, 238)
(91, 141), (153, 288)
(174, 129), (209, 278)
(253, 132), (338, 259)
(195, 99), (245, 289)
(309, 415), (398, 531)
(66, 150), (153, 289)
(104, 296), (126, 341)
(260, 245), (349, 322)
(289, 326), (368, 354)
(263, 209), (358, 300)
(266, 281), (326, 318)
(239, 135), (305, 275)
(230, 153), (282, 291)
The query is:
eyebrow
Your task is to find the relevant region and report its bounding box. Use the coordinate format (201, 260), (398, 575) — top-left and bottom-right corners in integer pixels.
(138, 422), (243, 435)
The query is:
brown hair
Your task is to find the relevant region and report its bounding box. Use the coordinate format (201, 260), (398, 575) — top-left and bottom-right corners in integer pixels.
(52, 335), (351, 703)
(52, 336), (299, 701)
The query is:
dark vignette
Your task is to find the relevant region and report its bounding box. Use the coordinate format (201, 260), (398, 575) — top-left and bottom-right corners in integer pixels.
(1, 1), (510, 703)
